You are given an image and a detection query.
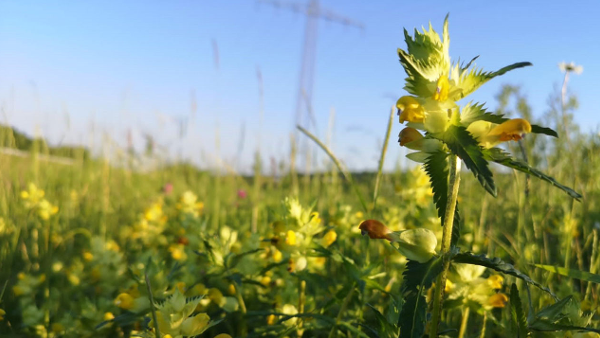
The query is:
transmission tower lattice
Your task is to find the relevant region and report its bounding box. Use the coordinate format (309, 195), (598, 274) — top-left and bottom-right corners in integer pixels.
(258, 0), (364, 134)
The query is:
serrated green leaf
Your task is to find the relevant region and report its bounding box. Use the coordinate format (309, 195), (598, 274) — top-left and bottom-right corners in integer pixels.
(459, 101), (489, 125)
(453, 252), (556, 298)
(484, 148), (582, 200)
(530, 124), (558, 137)
(529, 296), (600, 334)
(433, 125), (497, 196)
(453, 62), (532, 100)
(510, 283), (529, 338)
(533, 264), (600, 284)
(366, 303), (399, 338)
(398, 48), (436, 97)
(226, 248), (264, 269)
(423, 151), (461, 246)
(398, 256), (445, 338)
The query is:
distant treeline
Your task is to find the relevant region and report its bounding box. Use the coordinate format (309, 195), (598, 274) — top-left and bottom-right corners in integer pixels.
(0, 124), (90, 160)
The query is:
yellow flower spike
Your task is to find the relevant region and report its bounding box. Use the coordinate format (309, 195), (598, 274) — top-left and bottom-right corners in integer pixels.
(488, 118), (532, 142)
(267, 314), (276, 325)
(322, 230), (337, 247)
(397, 96), (425, 123)
(398, 127), (424, 150)
(114, 293), (134, 310)
(285, 230), (297, 246)
(487, 275), (504, 289)
(488, 293), (509, 308)
(433, 76), (450, 101)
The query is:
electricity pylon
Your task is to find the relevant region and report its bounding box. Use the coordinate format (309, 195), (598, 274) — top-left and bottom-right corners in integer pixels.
(258, 0), (363, 133)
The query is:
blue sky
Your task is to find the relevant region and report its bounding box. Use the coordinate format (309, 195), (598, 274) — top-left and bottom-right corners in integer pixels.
(1, 0), (598, 172)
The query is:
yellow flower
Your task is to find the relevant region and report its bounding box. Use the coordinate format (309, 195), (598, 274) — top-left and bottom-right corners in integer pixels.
(260, 276), (272, 287)
(398, 127), (424, 150)
(208, 288), (224, 306)
(0, 308), (5, 321)
(187, 283), (207, 297)
(272, 248), (283, 263)
(267, 314), (276, 325)
(83, 252), (94, 262)
(104, 312), (115, 321)
(397, 96), (425, 123)
(467, 118), (532, 148)
(487, 275), (503, 290)
(285, 230), (297, 246)
(169, 244), (187, 261)
(433, 75), (450, 102)
(114, 293), (134, 310)
(180, 313), (210, 336)
(322, 230), (337, 247)
(487, 293), (508, 308)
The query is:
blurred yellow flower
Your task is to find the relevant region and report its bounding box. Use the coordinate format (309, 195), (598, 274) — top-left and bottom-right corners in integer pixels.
(322, 230), (337, 247)
(285, 230), (297, 246)
(0, 308), (5, 321)
(487, 293), (508, 308)
(487, 275), (504, 290)
(169, 244), (187, 261)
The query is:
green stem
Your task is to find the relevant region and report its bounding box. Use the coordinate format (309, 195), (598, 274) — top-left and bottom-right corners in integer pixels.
(328, 284), (355, 338)
(373, 105), (395, 209)
(429, 154), (461, 337)
(145, 271), (161, 338)
(297, 126), (369, 214)
(479, 311), (487, 338)
(458, 306), (470, 338)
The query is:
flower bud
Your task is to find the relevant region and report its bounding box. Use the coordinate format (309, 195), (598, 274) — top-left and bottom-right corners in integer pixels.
(358, 219), (393, 241)
(392, 228), (438, 263)
(398, 127), (424, 150)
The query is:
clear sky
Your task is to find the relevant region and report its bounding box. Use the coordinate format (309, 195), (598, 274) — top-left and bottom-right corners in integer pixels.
(1, 0), (598, 173)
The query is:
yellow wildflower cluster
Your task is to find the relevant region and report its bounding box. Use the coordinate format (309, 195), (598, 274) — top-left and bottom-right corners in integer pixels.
(176, 191), (204, 217)
(446, 264), (507, 310)
(20, 183), (58, 220)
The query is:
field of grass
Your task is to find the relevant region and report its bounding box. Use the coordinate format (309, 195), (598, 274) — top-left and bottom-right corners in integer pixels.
(0, 83), (599, 338)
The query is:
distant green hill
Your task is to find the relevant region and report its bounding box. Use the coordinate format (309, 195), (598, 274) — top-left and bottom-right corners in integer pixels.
(0, 124), (90, 160)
